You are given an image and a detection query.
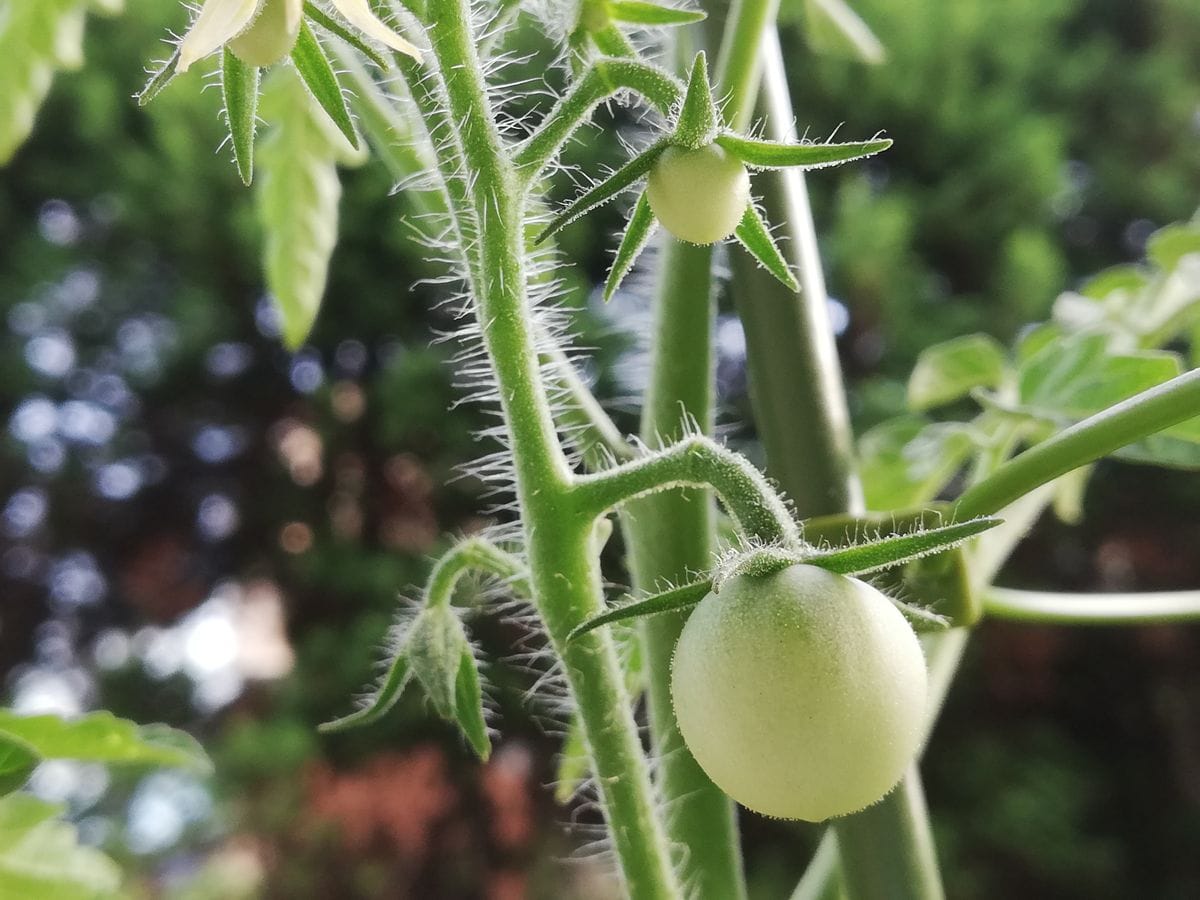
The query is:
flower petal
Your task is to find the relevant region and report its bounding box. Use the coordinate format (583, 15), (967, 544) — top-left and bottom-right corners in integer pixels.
(178, 0), (264, 72)
(331, 0), (422, 60)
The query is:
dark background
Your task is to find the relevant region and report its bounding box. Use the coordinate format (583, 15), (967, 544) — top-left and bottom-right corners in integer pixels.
(2, 0), (1200, 896)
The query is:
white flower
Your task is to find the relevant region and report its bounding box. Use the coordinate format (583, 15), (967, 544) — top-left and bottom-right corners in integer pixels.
(177, 0), (420, 73)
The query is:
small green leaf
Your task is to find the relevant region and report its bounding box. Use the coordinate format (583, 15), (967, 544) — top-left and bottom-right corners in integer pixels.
(716, 132), (891, 169)
(0, 794), (121, 899)
(0, 711), (210, 773)
(453, 649), (490, 760)
(407, 608), (463, 719)
(733, 203), (798, 292)
(605, 193), (657, 301)
(609, 0), (706, 25)
(135, 47), (180, 106)
(803, 516), (1002, 576)
(0, 735), (37, 797)
(303, 1), (390, 70)
(858, 416), (975, 511)
(907, 333), (1008, 411)
(567, 579), (712, 643)
(673, 53), (717, 149)
(291, 20), (359, 150)
(802, 0), (885, 64)
(222, 48), (260, 185)
(538, 141), (668, 241)
(320, 650), (411, 732)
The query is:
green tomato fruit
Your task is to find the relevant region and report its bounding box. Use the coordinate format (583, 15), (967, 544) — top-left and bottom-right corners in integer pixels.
(230, 0), (303, 69)
(671, 564), (928, 822)
(646, 144), (750, 245)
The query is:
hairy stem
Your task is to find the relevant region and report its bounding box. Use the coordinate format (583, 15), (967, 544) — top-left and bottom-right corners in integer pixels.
(418, 1), (680, 894)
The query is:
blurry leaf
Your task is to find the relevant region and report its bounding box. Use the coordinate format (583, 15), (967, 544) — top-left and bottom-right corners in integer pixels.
(907, 333), (1007, 411)
(221, 48), (259, 185)
(453, 649), (490, 760)
(1051, 292), (1108, 332)
(0, 736), (37, 797)
(1079, 264), (1147, 300)
(608, 0), (706, 25)
(554, 717), (589, 804)
(1147, 222), (1200, 273)
(858, 416), (975, 511)
(1116, 415), (1200, 470)
(290, 20), (359, 150)
(0, 793), (121, 899)
(0, 711), (210, 773)
(1015, 322), (1062, 363)
(802, 0), (885, 64)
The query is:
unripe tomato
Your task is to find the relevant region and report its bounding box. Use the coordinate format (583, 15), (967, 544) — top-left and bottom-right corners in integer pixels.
(646, 144), (750, 245)
(671, 564), (928, 821)
(230, 0), (303, 69)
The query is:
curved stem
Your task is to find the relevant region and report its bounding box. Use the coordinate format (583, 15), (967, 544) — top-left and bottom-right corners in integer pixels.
(424, 538), (529, 609)
(956, 370), (1200, 518)
(575, 435), (799, 545)
(985, 587), (1200, 625)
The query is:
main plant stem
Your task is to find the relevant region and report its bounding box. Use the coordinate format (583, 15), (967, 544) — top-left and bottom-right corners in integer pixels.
(421, 2), (679, 895)
(728, 26), (942, 900)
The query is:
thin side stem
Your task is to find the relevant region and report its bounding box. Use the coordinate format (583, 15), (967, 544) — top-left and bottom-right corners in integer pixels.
(956, 370), (1200, 518)
(425, 538), (529, 608)
(985, 587), (1200, 625)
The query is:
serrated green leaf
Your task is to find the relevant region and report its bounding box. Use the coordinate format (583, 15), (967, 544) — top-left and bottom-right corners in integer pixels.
(222, 48), (260, 185)
(609, 0), (706, 25)
(803, 0), (885, 64)
(733, 203), (799, 292)
(407, 608), (465, 719)
(604, 193), (657, 301)
(716, 132), (890, 169)
(858, 416), (975, 511)
(907, 333), (1008, 411)
(291, 20), (359, 150)
(567, 579), (712, 643)
(453, 649), (490, 760)
(674, 53), (717, 148)
(0, 794), (121, 899)
(0, 735), (37, 797)
(803, 516), (1001, 576)
(0, 711), (210, 773)
(538, 141), (667, 241)
(319, 650), (411, 732)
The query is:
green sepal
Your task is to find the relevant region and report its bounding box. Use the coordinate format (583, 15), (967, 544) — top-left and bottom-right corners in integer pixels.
(604, 193), (657, 300)
(802, 516), (1002, 576)
(0, 710), (210, 773)
(222, 48), (260, 185)
(734, 203), (799, 292)
(567, 579), (712, 642)
(889, 597), (949, 633)
(136, 47), (180, 106)
(538, 140), (668, 241)
(453, 648), (491, 760)
(716, 131), (891, 169)
(303, 1), (390, 70)
(610, 0), (706, 26)
(291, 20), (360, 150)
(407, 608), (462, 718)
(318, 650), (412, 732)
(0, 735), (37, 797)
(673, 52), (718, 149)
(591, 23), (638, 57)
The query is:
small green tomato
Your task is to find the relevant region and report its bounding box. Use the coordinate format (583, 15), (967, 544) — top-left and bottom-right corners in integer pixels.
(230, 0), (303, 69)
(646, 144), (750, 245)
(671, 564), (928, 822)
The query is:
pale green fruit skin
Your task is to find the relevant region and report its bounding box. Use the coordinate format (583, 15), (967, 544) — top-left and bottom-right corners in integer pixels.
(671, 564), (928, 822)
(230, 0), (303, 69)
(646, 144), (750, 245)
